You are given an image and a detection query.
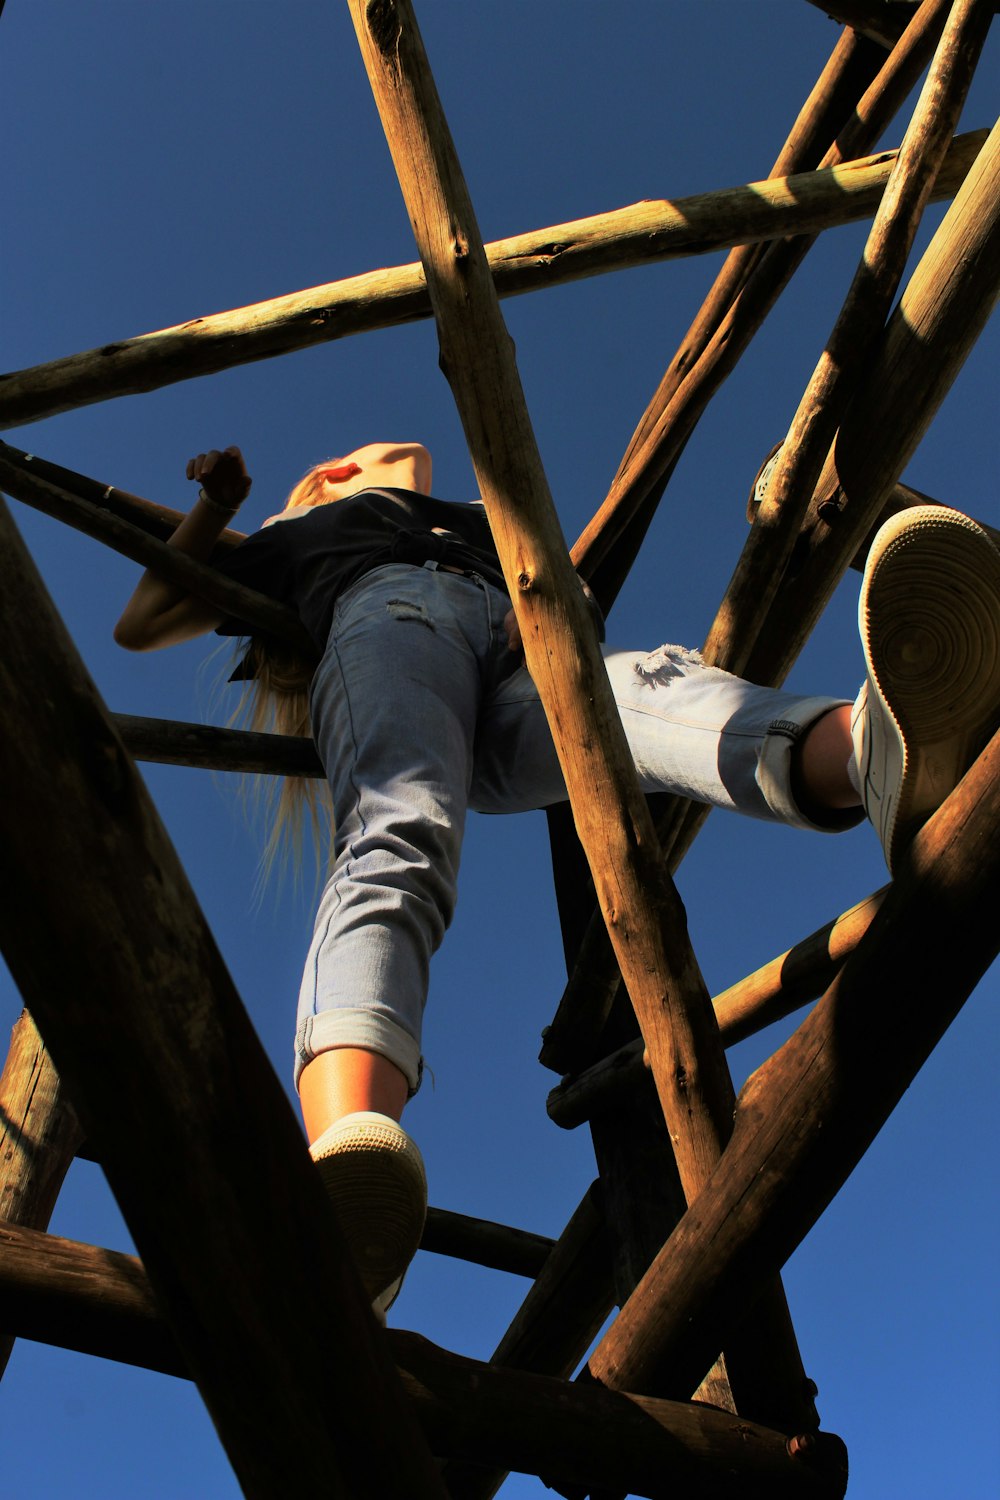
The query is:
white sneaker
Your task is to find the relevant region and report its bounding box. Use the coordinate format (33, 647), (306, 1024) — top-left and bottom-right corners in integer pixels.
(310, 1111), (427, 1316)
(853, 506), (1000, 873)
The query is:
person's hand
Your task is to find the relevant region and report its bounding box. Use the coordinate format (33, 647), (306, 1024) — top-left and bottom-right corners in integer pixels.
(186, 446), (252, 513)
(504, 606), (523, 657)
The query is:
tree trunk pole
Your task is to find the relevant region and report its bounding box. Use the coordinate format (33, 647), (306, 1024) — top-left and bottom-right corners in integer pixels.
(0, 1011), (83, 1379)
(590, 730), (1000, 1397)
(0, 497), (445, 1498)
(346, 0), (816, 1428)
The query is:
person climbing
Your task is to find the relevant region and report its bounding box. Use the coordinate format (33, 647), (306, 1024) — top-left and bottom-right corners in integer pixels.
(114, 440), (1000, 1318)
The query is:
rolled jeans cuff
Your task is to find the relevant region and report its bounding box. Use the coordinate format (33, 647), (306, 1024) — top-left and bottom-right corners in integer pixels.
(294, 1009), (423, 1095)
(757, 695), (865, 832)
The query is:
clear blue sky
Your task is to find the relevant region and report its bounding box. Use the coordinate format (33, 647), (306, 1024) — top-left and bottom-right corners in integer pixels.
(2, 3), (997, 1496)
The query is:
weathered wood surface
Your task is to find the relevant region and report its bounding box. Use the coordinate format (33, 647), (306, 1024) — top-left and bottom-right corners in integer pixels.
(0, 498), (444, 1499)
(0, 1011), (83, 1378)
(420, 1206), (553, 1279)
(573, 0), (955, 601)
(703, 0), (992, 677)
(543, 32), (999, 1081)
(0, 134), (984, 432)
(348, 0), (812, 1427)
(546, 888), (889, 1129)
(576, 20), (890, 612)
(746, 108), (1000, 688)
(439, 1183), (616, 1499)
(114, 715), (324, 778)
(0, 447), (314, 657)
(589, 729), (1000, 1398)
(0, 1219), (849, 1500)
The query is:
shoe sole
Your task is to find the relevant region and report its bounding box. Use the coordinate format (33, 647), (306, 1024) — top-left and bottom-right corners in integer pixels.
(860, 506), (1000, 870)
(312, 1116), (427, 1304)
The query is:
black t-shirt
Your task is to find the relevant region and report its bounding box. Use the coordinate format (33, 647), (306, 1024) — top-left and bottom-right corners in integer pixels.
(214, 487), (508, 651)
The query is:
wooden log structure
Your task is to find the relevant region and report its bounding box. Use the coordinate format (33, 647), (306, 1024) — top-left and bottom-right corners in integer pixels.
(588, 728), (1000, 1397)
(0, 496), (446, 1497)
(571, 0), (958, 603)
(0, 1012), (83, 1378)
(0, 134), (984, 433)
(702, 0), (993, 678)
(0, 3), (995, 1495)
(347, 0), (818, 1434)
(0, 1220), (849, 1500)
(546, 886), (889, 1130)
(539, 71), (1000, 1084)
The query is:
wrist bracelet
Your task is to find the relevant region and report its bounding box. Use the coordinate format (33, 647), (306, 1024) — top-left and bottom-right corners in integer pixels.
(197, 488), (240, 518)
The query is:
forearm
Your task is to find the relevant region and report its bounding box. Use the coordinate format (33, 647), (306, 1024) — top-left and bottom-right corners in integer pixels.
(115, 448), (251, 651)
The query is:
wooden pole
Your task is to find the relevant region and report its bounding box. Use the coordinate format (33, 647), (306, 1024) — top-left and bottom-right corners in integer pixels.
(702, 0), (992, 677)
(746, 109), (1000, 687)
(572, 0), (955, 603)
(0, 497), (445, 1499)
(347, 0), (814, 1430)
(0, 134), (982, 432)
(113, 715), (324, 778)
(598, 22), (890, 562)
(544, 11), (996, 1081)
(0, 1012), (83, 1379)
(589, 729), (1000, 1398)
(546, 887), (889, 1129)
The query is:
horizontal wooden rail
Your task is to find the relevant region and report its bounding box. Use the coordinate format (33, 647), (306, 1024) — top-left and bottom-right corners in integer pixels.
(0, 1218), (848, 1499)
(0, 135), (984, 430)
(546, 887), (888, 1128)
(420, 1207), (553, 1279)
(113, 715), (324, 778)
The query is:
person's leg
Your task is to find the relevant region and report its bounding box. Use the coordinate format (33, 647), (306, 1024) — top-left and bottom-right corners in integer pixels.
(294, 566), (502, 1310)
(299, 1048), (408, 1139)
(473, 640), (858, 832)
(472, 507), (1000, 872)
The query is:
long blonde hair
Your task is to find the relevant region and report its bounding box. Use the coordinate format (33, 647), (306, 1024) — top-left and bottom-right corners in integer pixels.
(232, 460), (338, 883)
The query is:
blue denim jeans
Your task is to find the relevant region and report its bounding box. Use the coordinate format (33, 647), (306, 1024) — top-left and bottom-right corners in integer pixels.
(295, 564), (850, 1091)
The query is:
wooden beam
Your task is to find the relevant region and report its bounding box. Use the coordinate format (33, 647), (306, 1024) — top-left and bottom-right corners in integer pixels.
(0, 497), (445, 1499)
(542, 0), (985, 1081)
(572, 0), (955, 601)
(578, 21), (890, 613)
(0, 1219), (849, 1500)
(347, 0), (813, 1432)
(589, 729), (1000, 1398)
(0, 134), (984, 432)
(746, 109), (1000, 688)
(438, 1183), (616, 1499)
(113, 715), (324, 778)
(703, 0), (993, 678)
(0, 1012), (83, 1379)
(546, 888), (888, 1129)
(420, 1207), (553, 1279)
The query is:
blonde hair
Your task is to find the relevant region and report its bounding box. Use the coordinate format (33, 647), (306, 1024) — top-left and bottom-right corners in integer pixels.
(232, 460), (340, 883)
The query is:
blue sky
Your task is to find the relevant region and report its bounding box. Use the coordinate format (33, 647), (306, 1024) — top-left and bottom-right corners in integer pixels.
(1, 2), (997, 1496)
